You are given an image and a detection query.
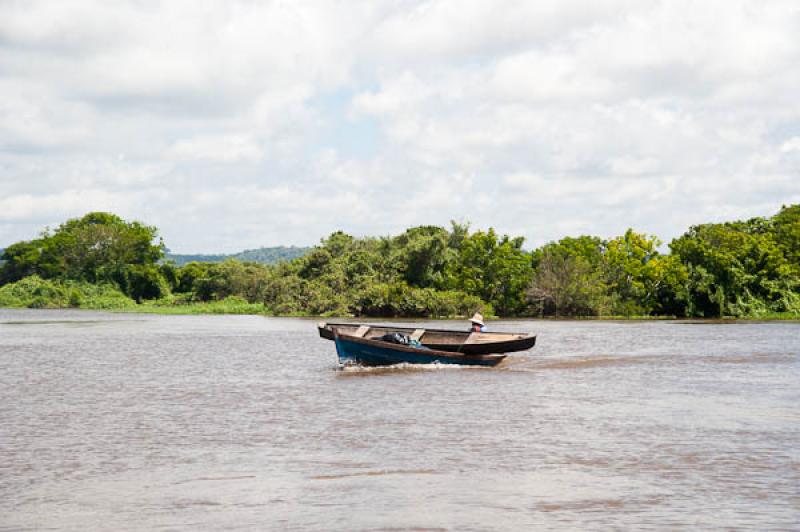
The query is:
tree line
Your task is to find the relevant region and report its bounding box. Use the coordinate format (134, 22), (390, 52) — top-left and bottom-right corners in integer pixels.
(1, 206), (799, 317)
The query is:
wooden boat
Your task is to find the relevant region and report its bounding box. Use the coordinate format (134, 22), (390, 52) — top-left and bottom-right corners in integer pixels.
(318, 321), (536, 355)
(333, 331), (507, 367)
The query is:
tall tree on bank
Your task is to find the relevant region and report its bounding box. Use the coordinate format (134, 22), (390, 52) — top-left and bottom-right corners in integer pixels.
(771, 204), (800, 267)
(0, 212), (166, 301)
(445, 228), (532, 315)
(528, 247), (608, 316)
(603, 229), (690, 316)
(528, 236), (606, 316)
(670, 214), (799, 317)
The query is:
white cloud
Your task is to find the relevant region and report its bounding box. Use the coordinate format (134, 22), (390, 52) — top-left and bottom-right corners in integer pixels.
(166, 135), (263, 163)
(780, 137), (800, 153)
(609, 156), (661, 176)
(0, 187), (167, 223)
(0, 80), (93, 149)
(1, 0), (798, 252)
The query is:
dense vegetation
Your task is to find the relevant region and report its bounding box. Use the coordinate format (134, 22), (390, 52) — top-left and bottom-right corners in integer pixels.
(165, 246), (310, 266)
(1, 206), (799, 318)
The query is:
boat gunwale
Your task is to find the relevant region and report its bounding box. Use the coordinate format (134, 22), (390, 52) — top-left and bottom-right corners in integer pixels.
(319, 321), (535, 341)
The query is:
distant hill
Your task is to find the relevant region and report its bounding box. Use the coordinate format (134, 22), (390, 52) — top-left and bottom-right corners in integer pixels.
(1, 244), (308, 267)
(165, 246), (311, 266)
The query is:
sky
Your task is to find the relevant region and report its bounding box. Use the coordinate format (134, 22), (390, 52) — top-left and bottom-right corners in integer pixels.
(0, 0), (798, 253)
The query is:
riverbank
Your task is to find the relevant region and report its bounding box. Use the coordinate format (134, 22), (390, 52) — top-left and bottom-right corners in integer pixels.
(128, 309), (800, 320)
(2, 275), (799, 320)
(2, 300), (799, 321)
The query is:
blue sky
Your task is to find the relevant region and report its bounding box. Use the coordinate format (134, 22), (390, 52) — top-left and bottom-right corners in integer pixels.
(1, 0), (798, 253)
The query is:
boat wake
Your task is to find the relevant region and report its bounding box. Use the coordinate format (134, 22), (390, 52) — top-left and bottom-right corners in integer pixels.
(499, 354), (668, 371)
(335, 361), (488, 375)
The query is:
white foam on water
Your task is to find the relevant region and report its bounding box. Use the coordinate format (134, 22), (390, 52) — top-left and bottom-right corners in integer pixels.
(336, 360), (483, 374)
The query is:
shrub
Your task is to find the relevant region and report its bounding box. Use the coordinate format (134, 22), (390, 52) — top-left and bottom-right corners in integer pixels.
(0, 276), (134, 309)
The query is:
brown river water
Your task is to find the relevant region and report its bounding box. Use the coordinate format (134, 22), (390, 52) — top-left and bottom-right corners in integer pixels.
(1, 309), (798, 531)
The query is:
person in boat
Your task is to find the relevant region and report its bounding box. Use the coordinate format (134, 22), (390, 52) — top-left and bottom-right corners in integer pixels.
(469, 312), (486, 333)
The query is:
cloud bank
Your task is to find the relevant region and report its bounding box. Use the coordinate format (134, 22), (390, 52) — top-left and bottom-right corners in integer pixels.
(1, 0), (798, 252)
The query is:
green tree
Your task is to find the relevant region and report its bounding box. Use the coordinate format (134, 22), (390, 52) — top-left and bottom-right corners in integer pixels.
(182, 260), (272, 303)
(772, 204), (800, 267)
(640, 254), (689, 316)
(531, 235), (605, 270)
(670, 219), (796, 316)
(392, 226), (452, 288)
(528, 248), (608, 316)
(447, 220), (471, 251)
(0, 212), (166, 301)
(446, 228), (532, 315)
(112, 264), (170, 302)
(321, 231), (355, 258)
(528, 236), (609, 316)
(175, 262), (214, 294)
(0, 240), (43, 284)
(603, 229), (662, 315)
(43, 212), (164, 282)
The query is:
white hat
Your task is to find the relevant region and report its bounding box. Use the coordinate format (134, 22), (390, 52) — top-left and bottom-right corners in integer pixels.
(470, 312), (484, 326)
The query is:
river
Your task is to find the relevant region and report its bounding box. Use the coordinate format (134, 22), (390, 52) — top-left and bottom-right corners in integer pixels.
(1, 309), (798, 531)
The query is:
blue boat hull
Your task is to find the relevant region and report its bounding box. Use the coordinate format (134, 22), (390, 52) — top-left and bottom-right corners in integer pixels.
(334, 335), (505, 367)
